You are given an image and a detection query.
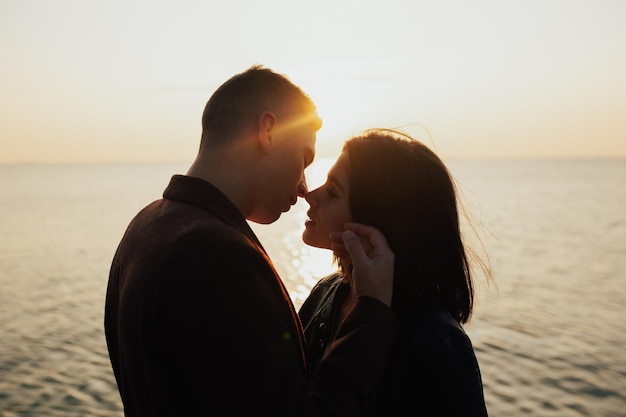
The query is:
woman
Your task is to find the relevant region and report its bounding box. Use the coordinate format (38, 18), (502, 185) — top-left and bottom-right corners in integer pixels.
(299, 129), (489, 416)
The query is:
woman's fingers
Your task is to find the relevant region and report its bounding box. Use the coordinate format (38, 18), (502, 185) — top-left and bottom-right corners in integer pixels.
(341, 223), (394, 307)
(330, 231), (370, 259)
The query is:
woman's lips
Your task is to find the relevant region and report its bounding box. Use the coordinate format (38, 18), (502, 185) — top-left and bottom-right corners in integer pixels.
(305, 210), (316, 226)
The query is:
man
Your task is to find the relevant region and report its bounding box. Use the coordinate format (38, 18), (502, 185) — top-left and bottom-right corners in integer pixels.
(105, 65), (397, 416)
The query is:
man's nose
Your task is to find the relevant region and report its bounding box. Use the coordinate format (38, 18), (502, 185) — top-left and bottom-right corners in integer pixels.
(297, 177), (308, 198)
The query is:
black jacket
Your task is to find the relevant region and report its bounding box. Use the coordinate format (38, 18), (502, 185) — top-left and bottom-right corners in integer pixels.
(105, 175), (398, 416)
(300, 273), (489, 417)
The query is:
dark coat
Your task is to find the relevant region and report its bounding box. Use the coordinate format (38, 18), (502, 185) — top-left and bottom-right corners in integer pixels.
(300, 273), (489, 417)
(105, 175), (397, 416)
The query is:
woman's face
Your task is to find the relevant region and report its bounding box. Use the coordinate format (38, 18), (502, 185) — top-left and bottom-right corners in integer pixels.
(302, 151), (352, 250)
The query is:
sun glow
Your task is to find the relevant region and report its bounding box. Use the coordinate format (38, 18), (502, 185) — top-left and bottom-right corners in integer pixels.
(1, 2), (625, 164)
(284, 61), (407, 158)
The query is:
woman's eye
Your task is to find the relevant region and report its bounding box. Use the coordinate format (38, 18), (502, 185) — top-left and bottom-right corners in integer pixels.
(326, 187), (337, 197)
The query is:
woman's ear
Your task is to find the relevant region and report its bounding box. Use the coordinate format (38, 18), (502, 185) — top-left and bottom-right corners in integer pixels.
(257, 111), (277, 153)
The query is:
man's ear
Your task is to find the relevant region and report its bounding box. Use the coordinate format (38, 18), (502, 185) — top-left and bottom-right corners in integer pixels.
(257, 111), (277, 153)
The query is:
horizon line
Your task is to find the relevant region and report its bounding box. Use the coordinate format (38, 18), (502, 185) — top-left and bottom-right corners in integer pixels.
(1, 155), (626, 167)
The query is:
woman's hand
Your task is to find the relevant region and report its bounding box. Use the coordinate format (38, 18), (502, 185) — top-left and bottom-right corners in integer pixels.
(331, 223), (394, 307)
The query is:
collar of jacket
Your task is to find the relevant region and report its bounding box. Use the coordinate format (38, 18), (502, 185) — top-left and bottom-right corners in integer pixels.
(163, 174), (308, 370)
(162, 174), (265, 250)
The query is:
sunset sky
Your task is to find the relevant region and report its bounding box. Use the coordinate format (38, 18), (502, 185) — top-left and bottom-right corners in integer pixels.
(1, 0), (625, 164)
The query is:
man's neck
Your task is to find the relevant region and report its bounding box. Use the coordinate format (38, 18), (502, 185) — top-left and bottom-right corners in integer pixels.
(186, 146), (256, 219)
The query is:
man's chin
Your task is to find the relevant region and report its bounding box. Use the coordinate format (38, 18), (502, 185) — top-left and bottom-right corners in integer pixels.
(248, 211), (282, 225)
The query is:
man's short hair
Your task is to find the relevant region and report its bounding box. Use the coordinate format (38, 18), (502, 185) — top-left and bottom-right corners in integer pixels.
(200, 65), (321, 148)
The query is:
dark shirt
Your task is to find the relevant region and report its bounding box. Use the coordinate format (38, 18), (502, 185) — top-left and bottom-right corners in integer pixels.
(300, 273), (489, 417)
(104, 175), (398, 416)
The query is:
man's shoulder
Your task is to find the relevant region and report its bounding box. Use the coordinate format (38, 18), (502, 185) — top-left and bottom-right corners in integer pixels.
(116, 197), (259, 267)
(132, 197), (241, 235)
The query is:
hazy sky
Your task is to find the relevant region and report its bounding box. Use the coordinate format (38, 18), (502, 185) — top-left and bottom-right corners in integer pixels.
(1, 0), (625, 164)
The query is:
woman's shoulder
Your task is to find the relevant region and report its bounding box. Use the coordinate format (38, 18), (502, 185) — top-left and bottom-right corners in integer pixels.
(306, 272), (343, 297)
(298, 272), (342, 317)
(314, 272), (343, 287)
(405, 310), (473, 354)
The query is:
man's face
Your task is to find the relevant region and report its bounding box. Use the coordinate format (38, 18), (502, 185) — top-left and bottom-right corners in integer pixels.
(249, 119), (317, 224)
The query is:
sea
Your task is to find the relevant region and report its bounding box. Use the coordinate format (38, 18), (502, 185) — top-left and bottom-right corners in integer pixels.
(0, 158), (624, 417)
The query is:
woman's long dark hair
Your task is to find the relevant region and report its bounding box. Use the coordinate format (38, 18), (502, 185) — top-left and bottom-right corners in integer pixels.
(344, 129), (477, 323)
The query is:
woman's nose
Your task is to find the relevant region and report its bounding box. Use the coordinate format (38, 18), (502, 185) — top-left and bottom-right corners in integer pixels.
(304, 187), (320, 206)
